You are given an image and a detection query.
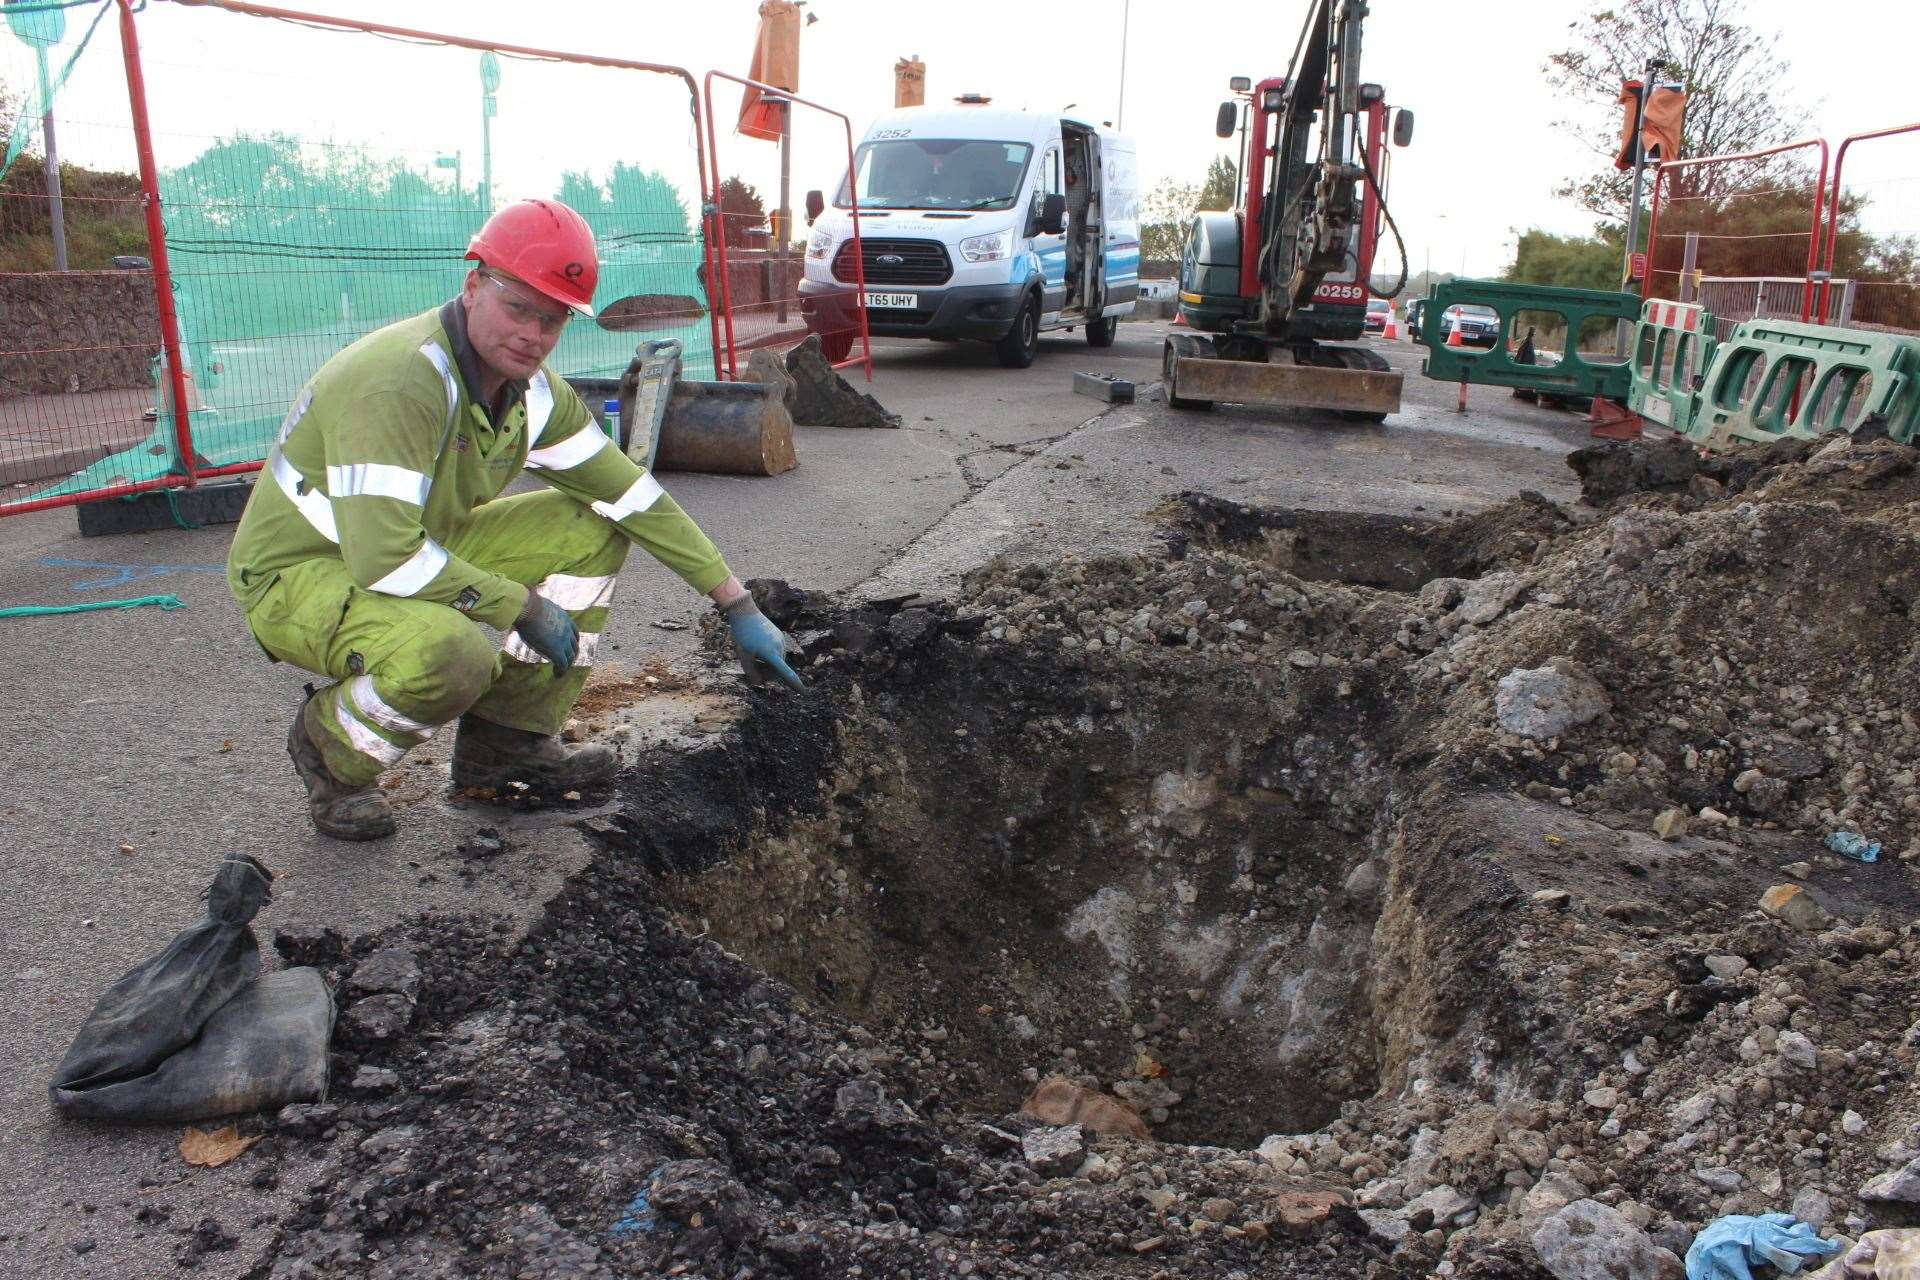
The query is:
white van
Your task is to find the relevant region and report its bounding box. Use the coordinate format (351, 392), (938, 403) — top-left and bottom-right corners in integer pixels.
(798, 102), (1139, 369)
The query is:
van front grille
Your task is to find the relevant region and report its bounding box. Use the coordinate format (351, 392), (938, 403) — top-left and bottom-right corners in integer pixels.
(832, 238), (953, 286)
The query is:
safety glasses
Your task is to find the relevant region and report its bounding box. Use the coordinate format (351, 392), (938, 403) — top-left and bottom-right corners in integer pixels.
(478, 269), (572, 336)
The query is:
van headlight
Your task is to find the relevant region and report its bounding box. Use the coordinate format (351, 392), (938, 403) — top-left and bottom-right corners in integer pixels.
(807, 228), (834, 260)
(959, 229), (1012, 263)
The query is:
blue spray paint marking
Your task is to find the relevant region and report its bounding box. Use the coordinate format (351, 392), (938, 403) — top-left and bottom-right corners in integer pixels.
(609, 1162), (668, 1237)
(40, 557), (225, 593)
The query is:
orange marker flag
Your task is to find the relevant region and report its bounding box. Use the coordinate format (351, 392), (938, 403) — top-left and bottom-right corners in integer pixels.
(738, 0), (801, 141)
(1615, 81), (1687, 170)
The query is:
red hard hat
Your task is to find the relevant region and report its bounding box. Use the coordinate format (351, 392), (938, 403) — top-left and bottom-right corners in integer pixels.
(465, 199), (599, 317)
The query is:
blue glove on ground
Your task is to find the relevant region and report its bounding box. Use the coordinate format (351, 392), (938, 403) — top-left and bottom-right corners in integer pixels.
(722, 598), (806, 690)
(515, 591), (579, 677)
(1685, 1213), (1842, 1280)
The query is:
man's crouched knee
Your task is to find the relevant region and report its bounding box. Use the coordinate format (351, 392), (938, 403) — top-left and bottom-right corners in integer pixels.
(385, 619), (500, 726)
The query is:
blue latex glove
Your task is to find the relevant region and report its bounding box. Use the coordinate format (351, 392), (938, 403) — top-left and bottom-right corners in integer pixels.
(1825, 830), (1881, 862)
(514, 591), (579, 677)
(1686, 1213), (1843, 1280)
(722, 598), (806, 690)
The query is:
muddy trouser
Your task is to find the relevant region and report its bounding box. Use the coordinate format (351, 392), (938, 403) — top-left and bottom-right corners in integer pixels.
(243, 490), (629, 787)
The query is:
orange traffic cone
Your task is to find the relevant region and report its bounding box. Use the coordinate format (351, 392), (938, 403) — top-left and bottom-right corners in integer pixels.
(1382, 307), (1399, 341)
(1445, 308), (1465, 348)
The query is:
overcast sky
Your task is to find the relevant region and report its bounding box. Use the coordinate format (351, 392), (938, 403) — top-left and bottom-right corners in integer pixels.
(6, 0), (1916, 279)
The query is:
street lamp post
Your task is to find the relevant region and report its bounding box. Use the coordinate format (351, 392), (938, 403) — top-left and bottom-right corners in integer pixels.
(32, 39), (65, 269)
(774, 96), (792, 324)
(5, 0), (68, 270)
(769, 6), (815, 327)
(1617, 59), (1663, 354)
(479, 51), (500, 213)
(1429, 211), (1450, 291)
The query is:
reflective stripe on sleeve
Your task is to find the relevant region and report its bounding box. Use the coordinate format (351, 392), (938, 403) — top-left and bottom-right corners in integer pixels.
(367, 538), (450, 597)
(326, 463), (431, 506)
(536, 572), (618, 612)
(527, 369), (555, 442)
(347, 674), (435, 737)
(334, 696), (406, 765)
(589, 473), (666, 522)
(277, 386), (314, 446)
(270, 447), (340, 542)
(419, 341), (460, 433)
(526, 426), (613, 472)
(502, 630), (601, 666)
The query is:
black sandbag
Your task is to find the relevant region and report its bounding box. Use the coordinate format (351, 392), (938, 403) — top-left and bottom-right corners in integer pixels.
(49, 854), (331, 1121)
(52, 968), (333, 1122)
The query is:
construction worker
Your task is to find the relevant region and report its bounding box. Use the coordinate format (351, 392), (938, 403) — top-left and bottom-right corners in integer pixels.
(227, 198), (803, 841)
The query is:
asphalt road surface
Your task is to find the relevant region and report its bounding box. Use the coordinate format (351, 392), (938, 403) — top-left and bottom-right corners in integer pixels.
(0, 319), (1598, 1277)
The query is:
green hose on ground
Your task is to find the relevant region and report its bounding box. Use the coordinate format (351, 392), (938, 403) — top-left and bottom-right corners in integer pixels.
(0, 594), (186, 618)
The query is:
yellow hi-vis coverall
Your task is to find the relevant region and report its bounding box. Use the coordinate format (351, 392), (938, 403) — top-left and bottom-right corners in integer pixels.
(227, 300), (731, 787)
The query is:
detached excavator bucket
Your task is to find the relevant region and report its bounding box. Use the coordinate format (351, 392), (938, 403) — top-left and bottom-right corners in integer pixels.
(1163, 333), (1402, 417)
(1170, 357), (1402, 416)
(656, 380), (797, 476)
(567, 348), (798, 478)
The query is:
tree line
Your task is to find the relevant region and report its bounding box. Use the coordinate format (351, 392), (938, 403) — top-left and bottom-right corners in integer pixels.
(1504, 0), (1917, 330)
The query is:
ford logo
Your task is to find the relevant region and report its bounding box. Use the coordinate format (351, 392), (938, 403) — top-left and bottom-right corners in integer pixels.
(877, 253), (905, 265)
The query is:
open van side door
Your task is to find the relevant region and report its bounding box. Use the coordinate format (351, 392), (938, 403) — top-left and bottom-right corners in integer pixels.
(1030, 143), (1069, 318)
(1081, 131), (1105, 317)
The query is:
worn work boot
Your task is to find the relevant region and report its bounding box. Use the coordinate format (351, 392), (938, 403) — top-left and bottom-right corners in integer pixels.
(287, 697), (396, 841)
(450, 715), (617, 796)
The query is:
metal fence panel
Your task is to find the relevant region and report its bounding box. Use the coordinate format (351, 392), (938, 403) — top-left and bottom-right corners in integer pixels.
(701, 70), (869, 380)
(1819, 122), (1920, 336)
(4, 0), (718, 516)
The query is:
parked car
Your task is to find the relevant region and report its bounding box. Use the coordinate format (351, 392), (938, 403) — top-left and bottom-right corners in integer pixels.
(1405, 297), (1427, 340)
(1363, 296), (1392, 333)
(1439, 303), (1499, 348)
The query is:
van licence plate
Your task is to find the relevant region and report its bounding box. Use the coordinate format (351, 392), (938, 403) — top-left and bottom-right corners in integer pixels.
(861, 292), (917, 310)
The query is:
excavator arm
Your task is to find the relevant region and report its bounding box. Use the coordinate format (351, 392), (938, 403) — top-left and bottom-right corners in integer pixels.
(1261, 0), (1373, 333)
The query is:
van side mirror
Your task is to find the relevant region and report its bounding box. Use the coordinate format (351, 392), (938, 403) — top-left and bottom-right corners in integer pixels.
(1392, 109), (1415, 147)
(1214, 101), (1237, 139)
(805, 189), (825, 225)
(1038, 193), (1066, 236)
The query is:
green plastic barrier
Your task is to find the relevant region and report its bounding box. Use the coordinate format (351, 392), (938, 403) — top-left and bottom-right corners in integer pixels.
(1685, 318), (1920, 450)
(1418, 280), (1640, 402)
(1626, 299), (1717, 437)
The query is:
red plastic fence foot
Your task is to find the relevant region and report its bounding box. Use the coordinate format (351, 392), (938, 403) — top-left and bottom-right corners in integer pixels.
(1587, 397), (1644, 441)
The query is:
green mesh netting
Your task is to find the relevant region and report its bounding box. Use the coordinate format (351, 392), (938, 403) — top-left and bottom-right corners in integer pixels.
(0, 0), (112, 180)
(5, 14), (716, 508)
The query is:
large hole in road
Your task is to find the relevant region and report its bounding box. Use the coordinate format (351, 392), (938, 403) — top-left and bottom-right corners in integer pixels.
(633, 615), (1399, 1150)
(1171, 489), (1572, 590)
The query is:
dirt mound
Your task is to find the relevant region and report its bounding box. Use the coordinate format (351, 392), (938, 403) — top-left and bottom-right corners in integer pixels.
(782, 335), (902, 429)
(1571, 432), (1920, 515)
(257, 436), (1920, 1279)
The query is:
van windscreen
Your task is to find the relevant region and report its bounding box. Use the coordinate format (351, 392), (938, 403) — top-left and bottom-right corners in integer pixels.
(836, 139), (1034, 212)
